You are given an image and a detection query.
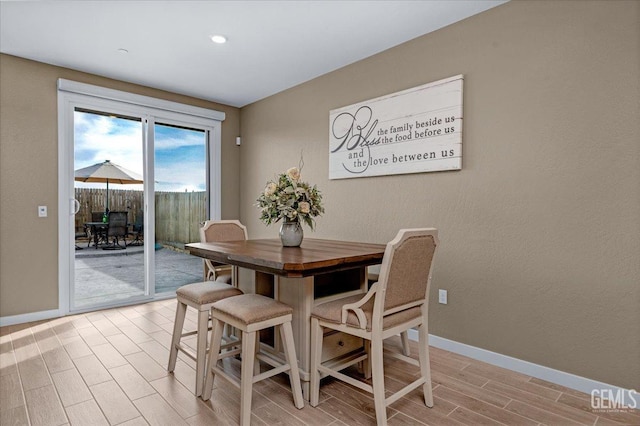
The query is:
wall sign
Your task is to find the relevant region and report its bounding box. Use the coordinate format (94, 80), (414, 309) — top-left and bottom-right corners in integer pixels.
(329, 75), (463, 179)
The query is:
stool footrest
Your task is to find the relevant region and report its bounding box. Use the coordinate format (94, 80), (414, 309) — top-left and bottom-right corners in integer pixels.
(253, 363), (290, 383)
(220, 337), (241, 350)
(255, 351), (286, 370)
(181, 330), (199, 338)
(175, 344), (197, 362)
(218, 347), (242, 359)
(211, 366), (241, 390)
(175, 336), (241, 362)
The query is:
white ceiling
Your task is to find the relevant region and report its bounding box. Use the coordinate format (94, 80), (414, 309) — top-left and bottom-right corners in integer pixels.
(0, 1), (506, 107)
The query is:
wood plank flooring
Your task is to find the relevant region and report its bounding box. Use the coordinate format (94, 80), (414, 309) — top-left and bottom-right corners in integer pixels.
(1, 299), (638, 425)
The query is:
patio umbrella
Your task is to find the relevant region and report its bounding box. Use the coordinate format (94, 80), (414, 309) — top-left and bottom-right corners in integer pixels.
(74, 160), (143, 211)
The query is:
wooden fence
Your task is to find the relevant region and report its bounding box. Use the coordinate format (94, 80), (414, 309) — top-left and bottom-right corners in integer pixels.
(75, 188), (207, 246)
(155, 191), (207, 246)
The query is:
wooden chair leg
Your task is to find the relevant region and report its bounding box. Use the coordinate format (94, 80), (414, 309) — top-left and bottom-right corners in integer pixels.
(280, 322), (304, 409)
(195, 309), (209, 397)
(253, 332), (261, 376)
(418, 323), (434, 407)
(168, 301), (186, 372)
(309, 317), (322, 407)
(201, 318), (224, 401)
(363, 339), (372, 380)
(240, 330), (256, 426)
(400, 331), (411, 356)
(370, 338), (387, 426)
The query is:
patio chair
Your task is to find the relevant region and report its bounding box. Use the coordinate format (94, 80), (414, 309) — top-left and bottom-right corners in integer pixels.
(128, 211), (143, 246)
(103, 211), (128, 250)
(309, 228), (439, 426)
(88, 211), (108, 247)
(75, 225), (88, 250)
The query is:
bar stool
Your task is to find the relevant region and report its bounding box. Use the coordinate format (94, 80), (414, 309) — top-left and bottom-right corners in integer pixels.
(201, 294), (304, 426)
(168, 281), (243, 396)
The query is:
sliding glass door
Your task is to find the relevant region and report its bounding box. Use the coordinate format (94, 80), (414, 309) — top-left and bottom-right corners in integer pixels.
(58, 80), (223, 314)
(153, 122), (208, 295)
(73, 108), (147, 309)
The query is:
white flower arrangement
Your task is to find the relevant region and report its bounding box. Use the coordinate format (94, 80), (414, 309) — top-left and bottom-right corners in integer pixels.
(256, 167), (324, 229)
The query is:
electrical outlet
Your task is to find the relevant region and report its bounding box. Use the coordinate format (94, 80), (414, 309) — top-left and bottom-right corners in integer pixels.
(38, 205), (47, 217)
(438, 289), (448, 304)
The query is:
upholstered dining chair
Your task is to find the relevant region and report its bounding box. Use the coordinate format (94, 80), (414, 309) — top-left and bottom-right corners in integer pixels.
(200, 220), (248, 283)
(309, 228), (439, 426)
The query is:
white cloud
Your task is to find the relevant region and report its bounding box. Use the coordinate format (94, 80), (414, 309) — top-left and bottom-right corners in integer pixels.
(75, 113), (144, 175)
(74, 112), (206, 193)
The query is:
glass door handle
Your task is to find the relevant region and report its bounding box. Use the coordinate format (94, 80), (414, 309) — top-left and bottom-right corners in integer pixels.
(72, 198), (80, 214)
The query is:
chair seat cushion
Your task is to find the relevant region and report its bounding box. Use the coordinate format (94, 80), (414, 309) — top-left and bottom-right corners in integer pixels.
(176, 281), (243, 305)
(212, 294), (293, 325)
(213, 274), (232, 284)
(311, 294), (422, 331)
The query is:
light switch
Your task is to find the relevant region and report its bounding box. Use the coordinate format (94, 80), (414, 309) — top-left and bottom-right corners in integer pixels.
(38, 205), (47, 217)
(438, 289), (448, 304)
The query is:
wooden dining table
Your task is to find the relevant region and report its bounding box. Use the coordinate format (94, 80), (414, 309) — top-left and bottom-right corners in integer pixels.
(185, 238), (386, 398)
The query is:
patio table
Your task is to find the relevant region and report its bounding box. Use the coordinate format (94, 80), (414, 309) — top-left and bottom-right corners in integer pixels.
(85, 221), (108, 248)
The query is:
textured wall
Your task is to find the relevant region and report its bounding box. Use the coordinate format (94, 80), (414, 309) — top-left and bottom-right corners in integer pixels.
(0, 54), (241, 316)
(239, 1), (640, 389)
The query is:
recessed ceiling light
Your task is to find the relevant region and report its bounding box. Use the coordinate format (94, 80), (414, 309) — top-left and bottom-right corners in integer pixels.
(210, 35), (227, 44)
(117, 48), (129, 54)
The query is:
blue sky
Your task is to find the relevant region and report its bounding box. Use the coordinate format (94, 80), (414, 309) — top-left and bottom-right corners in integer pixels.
(74, 111), (206, 192)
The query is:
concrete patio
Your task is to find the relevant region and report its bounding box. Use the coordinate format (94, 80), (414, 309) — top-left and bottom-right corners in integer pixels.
(74, 243), (202, 308)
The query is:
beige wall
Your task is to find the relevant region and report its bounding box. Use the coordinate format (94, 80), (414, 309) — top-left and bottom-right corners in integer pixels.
(0, 54), (241, 317)
(1, 0), (638, 390)
(239, 1), (640, 389)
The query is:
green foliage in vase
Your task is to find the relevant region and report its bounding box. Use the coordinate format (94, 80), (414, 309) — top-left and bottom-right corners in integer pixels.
(256, 167), (324, 229)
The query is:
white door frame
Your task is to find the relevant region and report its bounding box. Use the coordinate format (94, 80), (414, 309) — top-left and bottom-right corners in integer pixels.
(57, 79), (224, 315)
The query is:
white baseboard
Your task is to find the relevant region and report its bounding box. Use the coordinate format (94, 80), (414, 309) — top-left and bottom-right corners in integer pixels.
(0, 309), (62, 327)
(406, 330), (632, 397)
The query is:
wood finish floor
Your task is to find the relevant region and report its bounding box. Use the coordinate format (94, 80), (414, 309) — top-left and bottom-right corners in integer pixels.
(1, 299), (638, 426)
